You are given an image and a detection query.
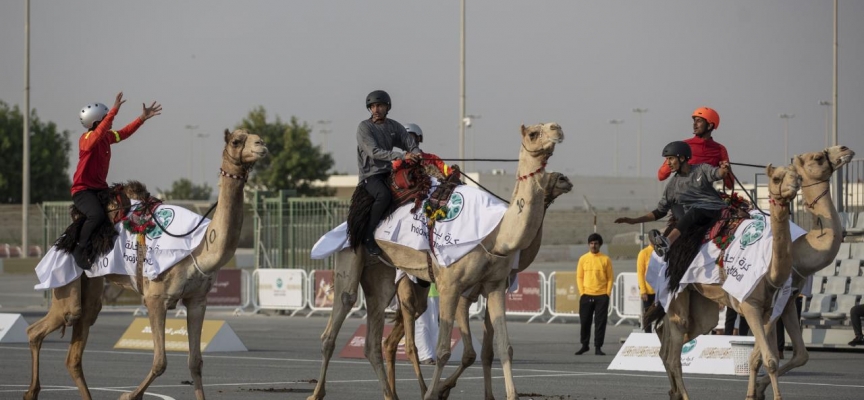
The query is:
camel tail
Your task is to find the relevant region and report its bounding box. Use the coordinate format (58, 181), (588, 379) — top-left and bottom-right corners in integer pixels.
(346, 184), (374, 252)
(643, 302), (666, 327)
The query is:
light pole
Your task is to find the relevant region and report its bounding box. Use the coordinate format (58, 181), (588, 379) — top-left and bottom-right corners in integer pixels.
(196, 133), (210, 183)
(832, 0), (842, 211)
(459, 0), (466, 163)
(819, 101), (832, 148)
(779, 114), (794, 162)
(632, 108), (648, 177)
(185, 125), (198, 182)
(317, 120), (332, 153)
(463, 114), (480, 172)
(609, 119), (625, 177)
(22, 0), (31, 255)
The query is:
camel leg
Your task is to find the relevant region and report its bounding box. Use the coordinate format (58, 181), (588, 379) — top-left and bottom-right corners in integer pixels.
(384, 309), (407, 396)
(441, 295), (477, 399)
(307, 251), (365, 400)
(425, 284), (461, 400)
(484, 281), (518, 400)
(755, 297), (807, 400)
(65, 276), (104, 400)
(481, 303), (496, 400)
(25, 278), (84, 400)
(185, 295), (208, 400)
(738, 303), (781, 400)
(360, 263), (398, 400)
(658, 304), (688, 400)
(119, 294), (168, 400)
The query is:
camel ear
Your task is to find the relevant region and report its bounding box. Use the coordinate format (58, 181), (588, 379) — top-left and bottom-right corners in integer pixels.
(765, 163), (775, 177)
(521, 124), (527, 137)
(793, 154), (804, 168)
(224, 129), (231, 143)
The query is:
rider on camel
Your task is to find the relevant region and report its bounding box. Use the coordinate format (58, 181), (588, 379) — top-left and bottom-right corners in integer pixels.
(615, 141), (731, 259)
(657, 107), (734, 189)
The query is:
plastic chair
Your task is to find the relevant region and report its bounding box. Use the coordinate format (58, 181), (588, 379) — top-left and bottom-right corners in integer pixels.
(801, 293), (835, 319)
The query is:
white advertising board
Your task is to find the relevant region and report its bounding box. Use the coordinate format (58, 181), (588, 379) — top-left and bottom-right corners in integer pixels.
(257, 269), (305, 309)
(608, 333), (755, 376)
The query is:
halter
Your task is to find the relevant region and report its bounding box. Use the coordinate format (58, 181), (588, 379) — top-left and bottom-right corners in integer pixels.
(517, 162), (547, 181)
(220, 168), (247, 181)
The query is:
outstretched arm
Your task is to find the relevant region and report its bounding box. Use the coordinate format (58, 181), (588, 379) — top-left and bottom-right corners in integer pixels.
(615, 212), (658, 225)
(139, 101), (162, 121)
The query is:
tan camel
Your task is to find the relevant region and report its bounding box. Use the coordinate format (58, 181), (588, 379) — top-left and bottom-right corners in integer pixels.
(24, 129), (267, 400)
(307, 122), (564, 400)
(651, 163), (801, 400)
(383, 172), (573, 399)
(750, 145), (855, 399)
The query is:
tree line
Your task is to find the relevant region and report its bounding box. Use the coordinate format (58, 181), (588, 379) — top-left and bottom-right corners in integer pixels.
(0, 101), (334, 202)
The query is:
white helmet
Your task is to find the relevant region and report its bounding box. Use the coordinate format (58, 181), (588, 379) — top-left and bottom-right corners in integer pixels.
(404, 123), (423, 137)
(79, 103), (109, 129)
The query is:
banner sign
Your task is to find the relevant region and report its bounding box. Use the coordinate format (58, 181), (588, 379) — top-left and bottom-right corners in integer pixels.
(257, 269), (304, 309)
(339, 324), (462, 360)
(620, 273), (642, 316)
(506, 271), (542, 313)
(114, 318), (246, 352)
(553, 271), (580, 314)
(207, 269), (243, 306)
(608, 333), (755, 375)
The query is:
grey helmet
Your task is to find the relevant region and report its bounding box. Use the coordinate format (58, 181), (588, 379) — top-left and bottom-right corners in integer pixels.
(662, 141), (692, 160)
(79, 103), (109, 130)
(403, 123), (423, 138)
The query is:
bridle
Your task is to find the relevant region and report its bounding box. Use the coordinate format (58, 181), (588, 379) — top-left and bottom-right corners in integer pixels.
(799, 150), (835, 208)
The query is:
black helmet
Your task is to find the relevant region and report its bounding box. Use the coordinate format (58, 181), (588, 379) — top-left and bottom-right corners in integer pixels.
(662, 141), (691, 160)
(366, 90), (391, 109)
(587, 233), (603, 246)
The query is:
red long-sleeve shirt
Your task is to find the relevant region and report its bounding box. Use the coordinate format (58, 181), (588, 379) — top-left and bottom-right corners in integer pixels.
(71, 107), (144, 195)
(657, 136), (734, 189)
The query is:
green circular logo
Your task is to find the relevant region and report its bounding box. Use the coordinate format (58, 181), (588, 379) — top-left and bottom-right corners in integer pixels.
(439, 192), (464, 222)
(146, 208), (176, 240)
(739, 213), (766, 250)
(276, 278), (283, 289)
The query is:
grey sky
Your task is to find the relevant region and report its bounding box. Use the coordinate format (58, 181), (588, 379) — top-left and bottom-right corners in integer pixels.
(1, 1), (862, 195)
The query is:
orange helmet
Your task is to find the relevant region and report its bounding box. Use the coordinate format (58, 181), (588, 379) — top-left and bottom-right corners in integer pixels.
(692, 107), (720, 130)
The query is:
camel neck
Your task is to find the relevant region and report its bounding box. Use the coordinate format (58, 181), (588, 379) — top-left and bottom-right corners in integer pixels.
(490, 163), (548, 254)
(792, 181), (840, 276)
(767, 202), (793, 287)
(197, 162), (247, 274)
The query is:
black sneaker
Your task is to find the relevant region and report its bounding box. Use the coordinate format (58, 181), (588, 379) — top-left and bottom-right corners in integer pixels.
(365, 239), (382, 257)
(648, 229), (669, 259)
(72, 246), (91, 270)
(595, 348), (606, 356)
(574, 346), (589, 355)
(849, 335), (864, 346)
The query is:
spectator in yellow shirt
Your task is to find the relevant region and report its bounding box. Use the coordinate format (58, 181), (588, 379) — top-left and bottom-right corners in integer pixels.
(636, 244), (657, 333)
(575, 233), (613, 356)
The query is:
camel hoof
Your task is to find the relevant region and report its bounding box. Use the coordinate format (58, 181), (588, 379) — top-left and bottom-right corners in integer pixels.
(117, 392), (139, 400)
(23, 391), (38, 400)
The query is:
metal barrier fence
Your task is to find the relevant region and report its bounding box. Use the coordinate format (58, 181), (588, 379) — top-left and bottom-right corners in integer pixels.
(251, 191), (349, 271)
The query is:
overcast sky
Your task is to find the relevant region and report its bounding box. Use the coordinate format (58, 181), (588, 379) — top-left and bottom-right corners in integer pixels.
(1, 1), (862, 195)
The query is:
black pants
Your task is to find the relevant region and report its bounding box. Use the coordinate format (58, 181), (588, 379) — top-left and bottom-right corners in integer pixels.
(851, 304), (864, 337)
(676, 207), (721, 234)
(642, 293), (656, 333)
(579, 294), (609, 348)
(72, 189), (107, 249)
(776, 296), (803, 350)
(362, 173), (392, 241)
(724, 307), (750, 336)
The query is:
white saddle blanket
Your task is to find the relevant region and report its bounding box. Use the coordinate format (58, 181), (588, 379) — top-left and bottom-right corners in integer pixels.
(647, 211), (806, 322)
(34, 201), (210, 291)
(311, 181), (508, 267)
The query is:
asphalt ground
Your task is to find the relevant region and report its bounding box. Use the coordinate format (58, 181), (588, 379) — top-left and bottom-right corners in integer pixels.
(1, 269), (863, 400)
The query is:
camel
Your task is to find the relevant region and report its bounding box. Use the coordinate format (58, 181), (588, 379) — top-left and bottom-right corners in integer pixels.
(649, 163), (801, 400)
(24, 129), (267, 400)
(307, 122), (564, 400)
(750, 145), (855, 399)
(383, 171), (573, 399)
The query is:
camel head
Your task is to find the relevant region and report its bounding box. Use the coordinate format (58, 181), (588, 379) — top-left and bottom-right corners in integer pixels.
(223, 128), (268, 168)
(765, 163), (801, 206)
(122, 180), (152, 201)
(520, 122), (564, 160)
(106, 183), (132, 224)
(793, 145), (855, 183)
(542, 172), (573, 208)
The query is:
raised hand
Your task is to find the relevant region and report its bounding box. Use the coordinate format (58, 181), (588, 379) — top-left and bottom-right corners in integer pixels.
(113, 91), (126, 109)
(614, 217), (633, 224)
(140, 101), (162, 121)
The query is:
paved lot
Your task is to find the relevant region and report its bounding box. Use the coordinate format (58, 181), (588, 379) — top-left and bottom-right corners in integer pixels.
(2, 268), (863, 400)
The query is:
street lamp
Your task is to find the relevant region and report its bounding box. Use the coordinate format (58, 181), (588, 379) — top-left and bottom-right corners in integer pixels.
(463, 114), (481, 172)
(819, 101), (832, 148)
(184, 125), (198, 182)
(609, 119), (625, 177)
(317, 120), (332, 153)
(196, 133), (210, 183)
(459, 0), (467, 164)
(779, 114), (795, 162)
(632, 108), (648, 177)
